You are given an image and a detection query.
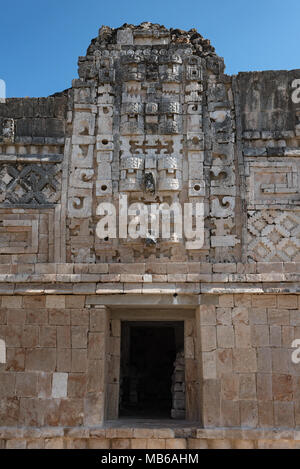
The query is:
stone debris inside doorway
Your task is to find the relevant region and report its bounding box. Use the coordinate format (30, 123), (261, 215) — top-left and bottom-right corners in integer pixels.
(171, 350), (186, 419)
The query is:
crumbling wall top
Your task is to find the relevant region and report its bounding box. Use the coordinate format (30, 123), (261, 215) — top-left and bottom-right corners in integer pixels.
(78, 23), (225, 82)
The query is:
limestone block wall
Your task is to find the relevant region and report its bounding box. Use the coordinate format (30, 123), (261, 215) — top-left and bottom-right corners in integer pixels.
(0, 291), (300, 430)
(0, 296), (109, 427)
(200, 294), (300, 429)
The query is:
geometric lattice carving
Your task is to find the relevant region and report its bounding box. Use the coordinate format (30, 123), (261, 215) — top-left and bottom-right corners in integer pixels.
(248, 210), (300, 261)
(0, 163), (61, 205)
(249, 163), (299, 205)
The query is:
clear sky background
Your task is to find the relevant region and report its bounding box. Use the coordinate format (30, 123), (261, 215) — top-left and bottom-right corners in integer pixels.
(1, 0), (300, 98)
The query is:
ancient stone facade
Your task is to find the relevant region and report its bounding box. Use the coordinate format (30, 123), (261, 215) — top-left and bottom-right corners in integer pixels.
(0, 23), (300, 449)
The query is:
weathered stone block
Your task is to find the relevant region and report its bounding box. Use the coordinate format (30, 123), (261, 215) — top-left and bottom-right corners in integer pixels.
(52, 373), (68, 398)
(217, 326), (234, 348)
(221, 400), (240, 427)
(240, 401), (258, 428)
(39, 326), (56, 348)
(71, 349), (87, 373)
(25, 348), (56, 372)
(233, 349), (257, 373)
(272, 375), (293, 402)
(71, 326), (88, 348)
(200, 326), (216, 352)
(16, 372), (37, 397)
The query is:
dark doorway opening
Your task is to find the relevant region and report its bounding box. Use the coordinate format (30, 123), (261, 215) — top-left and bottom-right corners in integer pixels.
(119, 321), (184, 419)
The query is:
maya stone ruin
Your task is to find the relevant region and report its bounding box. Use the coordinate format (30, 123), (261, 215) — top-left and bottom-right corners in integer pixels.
(0, 22), (300, 449)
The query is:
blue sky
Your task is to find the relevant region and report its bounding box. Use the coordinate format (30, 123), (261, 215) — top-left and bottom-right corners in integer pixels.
(1, 0), (300, 98)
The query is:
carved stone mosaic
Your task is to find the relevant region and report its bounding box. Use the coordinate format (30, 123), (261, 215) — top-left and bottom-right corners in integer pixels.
(248, 210), (300, 261)
(0, 162), (61, 205)
(66, 23), (244, 263)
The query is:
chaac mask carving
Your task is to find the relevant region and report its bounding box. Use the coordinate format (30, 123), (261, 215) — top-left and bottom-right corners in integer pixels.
(66, 23), (240, 263)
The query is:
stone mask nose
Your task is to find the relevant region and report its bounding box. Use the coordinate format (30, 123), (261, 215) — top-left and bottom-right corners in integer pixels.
(144, 172), (156, 194)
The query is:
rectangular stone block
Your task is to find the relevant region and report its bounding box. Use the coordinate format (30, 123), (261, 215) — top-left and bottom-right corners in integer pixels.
(57, 348), (71, 372)
(221, 374), (239, 400)
(26, 309), (48, 325)
(49, 309), (70, 325)
(221, 400), (240, 427)
(57, 326), (71, 349)
(88, 332), (105, 359)
(258, 401), (274, 428)
(239, 374), (256, 400)
(2, 296), (22, 309)
(52, 372), (68, 398)
(278, 295), (298, 309)
(257, 347), (272, 373)
(71, 309), (89, 326)
(267, 309), (290, 326)
(252, 296), (277, 308)
(197, 305), (216, 325)
(71, 349), (87, 373)
(23, 296), (46, 309)
(217, 326), (234, 348)
(39, 326), (56, 347)
(202, 379), (221, 427)
(90, 309), (107, 332)
(216, 349), (233, 375)
(71, 326), (88, 348)
(16, 372), (37, 397)
(202, 351), (217, 379)
(25, 348), (56, 372)
(272, 374), (293, 402)
(240, 401), (258, 428)
(235, 324), (251, 348)
(0, 373), (16, 397)
(251, 325), (270, 347)
(274, 402), (295, 428)
(84, 392), (104, 426)
(87, 359), (104, 392)
(68, 373), (87, 398)
(88, 438), (110, 449)
(6, 439), (27, 449)
(131, 439), (148, 449)
(7, 309), (26, 324)
(46, 295), (66, 309)
(65, 296), (86, 309)
(147, 439), (166, 449)
(165, 439), (187, 449)
(257, 373), (272, 401)
(199, 326), (216, 352)
(233, 349), (257, 373)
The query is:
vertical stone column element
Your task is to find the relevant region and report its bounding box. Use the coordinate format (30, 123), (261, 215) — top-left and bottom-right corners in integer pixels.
(171, 350), (185, 419)
(195, 304), (220, 427)
(67, 82), (98, 262)
(96, 85), (115, 197)
(184, 58), (206, 254)
(106, 318), (121, 420)
(207, 69), (241, 260)
(85, 305), (110, 426)
(184, 319), (199, 421)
